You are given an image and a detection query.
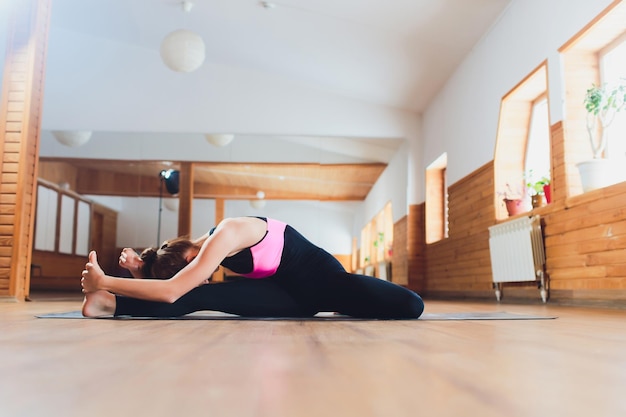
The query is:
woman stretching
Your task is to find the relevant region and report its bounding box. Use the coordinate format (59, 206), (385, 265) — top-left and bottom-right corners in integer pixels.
(81, 217), (424, 319)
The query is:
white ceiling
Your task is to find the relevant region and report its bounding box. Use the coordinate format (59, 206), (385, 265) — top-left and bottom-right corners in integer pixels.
(37, 0), (511, 164)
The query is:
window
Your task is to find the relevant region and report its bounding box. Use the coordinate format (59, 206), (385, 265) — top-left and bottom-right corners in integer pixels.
(525, 97), (551, 192)
(494, 63), (550, 219)
(600, 35), (626, 159)
(425, 153), (448, 243)
(559, 1), (626, 196)
(359, 202), (393, 271)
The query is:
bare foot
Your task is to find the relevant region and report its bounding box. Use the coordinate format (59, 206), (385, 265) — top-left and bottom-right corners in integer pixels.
(82, 290), (116, 317)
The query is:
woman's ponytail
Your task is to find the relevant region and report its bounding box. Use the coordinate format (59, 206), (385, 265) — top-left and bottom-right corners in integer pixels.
(139, 247), (158, 278)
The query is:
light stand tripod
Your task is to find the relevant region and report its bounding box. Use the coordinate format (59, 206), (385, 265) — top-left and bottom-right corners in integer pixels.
(156, 169), (180, 247)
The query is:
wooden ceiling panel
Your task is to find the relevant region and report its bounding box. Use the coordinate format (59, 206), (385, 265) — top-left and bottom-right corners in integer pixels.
(39, 158), (386, 201)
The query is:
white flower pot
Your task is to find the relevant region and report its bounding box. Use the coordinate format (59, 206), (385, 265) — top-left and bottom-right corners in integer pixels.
(577, 159), (626, 192)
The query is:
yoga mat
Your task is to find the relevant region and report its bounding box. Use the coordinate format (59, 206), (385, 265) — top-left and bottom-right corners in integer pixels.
(36, 311), (557, 321)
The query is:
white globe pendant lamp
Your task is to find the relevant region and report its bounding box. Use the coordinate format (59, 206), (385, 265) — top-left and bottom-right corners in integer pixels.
(52, 130), (92, 147)
(205, 134), (235, 147)
(160, 1), (205, 73)
(250, 191), (266, 209)
(163, 198), (179, 212)
(160, 29), (206, 73)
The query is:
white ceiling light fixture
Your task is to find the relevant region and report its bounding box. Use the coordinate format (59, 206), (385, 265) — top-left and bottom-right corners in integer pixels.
(250, 190), (266, 209)
(160, 1), (206, 73)
(52, 130), (92, 147)
(250, 199), (266, 209)
(163, 198), (179, 212)
(205, 134), (235, 147)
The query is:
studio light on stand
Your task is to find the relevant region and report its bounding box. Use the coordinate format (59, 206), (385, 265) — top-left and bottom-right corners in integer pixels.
(157, 169), (180, 247)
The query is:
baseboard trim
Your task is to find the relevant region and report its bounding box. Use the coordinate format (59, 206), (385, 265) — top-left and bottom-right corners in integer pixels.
(423, 289), (626, 309)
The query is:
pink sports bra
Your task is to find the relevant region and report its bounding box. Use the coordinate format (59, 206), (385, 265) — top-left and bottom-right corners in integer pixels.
(234, 218), (287, 278)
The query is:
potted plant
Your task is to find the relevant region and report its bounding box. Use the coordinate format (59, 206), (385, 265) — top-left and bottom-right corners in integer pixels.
(578, 80), (626, 191)
(526, 176), (550, 207)
(499, 183), (530, 216)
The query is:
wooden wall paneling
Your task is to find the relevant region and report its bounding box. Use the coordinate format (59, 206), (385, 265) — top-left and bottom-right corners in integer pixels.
(37, 161), (78, 190)
(75, 166), (161, 197)
(211, 198), (225, 282)
(425, 162), (495, 298)
(29, 252), (88, 291)
(542, 181), (626, 292)
(448, 162), (495, 238)
(0, 0), (51, 300)
(549, 121), (567, 204)
(178, 163), (193, 238)
(392, 216), (408, 286)
(92, 203), (118, 275)
(407, 204), (425, 292)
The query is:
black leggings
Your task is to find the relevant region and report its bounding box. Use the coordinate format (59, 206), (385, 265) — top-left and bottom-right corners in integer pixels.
(116, 273), (424, 319)
(115, 226), (424, 319)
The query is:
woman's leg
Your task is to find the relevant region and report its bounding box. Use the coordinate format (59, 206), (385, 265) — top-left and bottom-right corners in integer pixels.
(276, 270), (424, 319)
(276, 226), (424, 319)
(322, 272), (424, 319)
(113, 278), (316, 318)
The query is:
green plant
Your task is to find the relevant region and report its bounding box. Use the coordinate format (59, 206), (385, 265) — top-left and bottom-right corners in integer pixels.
(584, 80), (626, 158)
(526, 176), (550, 196)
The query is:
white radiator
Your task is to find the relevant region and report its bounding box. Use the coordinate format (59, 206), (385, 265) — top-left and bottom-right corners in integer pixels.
(488, 215), (548, 302)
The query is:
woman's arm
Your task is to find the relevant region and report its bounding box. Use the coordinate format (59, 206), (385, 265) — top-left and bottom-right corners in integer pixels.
(81, 217), (266, 303)
(119, 248), (145, 278)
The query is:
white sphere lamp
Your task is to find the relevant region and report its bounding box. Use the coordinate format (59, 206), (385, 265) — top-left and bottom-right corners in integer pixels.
(163, 198), (179, 212)
(250, 191), (266, 209)
(52, 130), (92, 147)
(205, 134), (235, 147)
(160, 29), (206, 73)
(250, 199), (267, 209)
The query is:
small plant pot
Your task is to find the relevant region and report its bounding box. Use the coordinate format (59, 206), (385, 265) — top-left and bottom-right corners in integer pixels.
(531, 194), (545, 208)
(543, 184), (551, 203)
(577, 159), (625, 192)
(504, 199), (527, 216)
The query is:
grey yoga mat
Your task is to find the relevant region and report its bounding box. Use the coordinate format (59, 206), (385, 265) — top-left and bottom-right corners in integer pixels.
(36, 311), (557, 321)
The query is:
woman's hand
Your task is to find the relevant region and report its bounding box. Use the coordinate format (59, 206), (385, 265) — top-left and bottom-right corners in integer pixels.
(119, 248), (144, 278)
(81, 251), (106, 293)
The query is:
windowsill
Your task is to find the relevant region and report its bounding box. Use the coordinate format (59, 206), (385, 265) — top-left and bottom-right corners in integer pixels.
(565, 180), (626, 209)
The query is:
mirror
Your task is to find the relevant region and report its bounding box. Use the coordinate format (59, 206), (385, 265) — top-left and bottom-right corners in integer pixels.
(37, 131), (402, 261)
(28, 0), (405, 290)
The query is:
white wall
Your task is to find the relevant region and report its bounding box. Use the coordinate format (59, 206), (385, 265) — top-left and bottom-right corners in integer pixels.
(89, 195), (357, 254)
(224, 200), (358, 254)
(421, 0), (613, 188)
(357, 140), (410, 229)
(42, 28), (418, 139)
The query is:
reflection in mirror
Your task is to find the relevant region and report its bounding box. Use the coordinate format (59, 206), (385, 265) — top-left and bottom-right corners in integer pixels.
(36, 131), (403, 288)
(76, 201), (90, 256)
(58, 195), (75, 254)
(34, 185), (58, 251)
(40, 131), (401, 253)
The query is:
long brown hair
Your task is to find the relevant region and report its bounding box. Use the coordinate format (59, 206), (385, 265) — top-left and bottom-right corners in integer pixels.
(139, 237), (200, 279)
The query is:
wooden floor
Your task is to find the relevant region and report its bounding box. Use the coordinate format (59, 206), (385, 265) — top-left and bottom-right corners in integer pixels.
(1, 294), (626, 417)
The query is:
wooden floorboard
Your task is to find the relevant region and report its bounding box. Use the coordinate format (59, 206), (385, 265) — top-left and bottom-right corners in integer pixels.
(1, 294), (625, 417)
